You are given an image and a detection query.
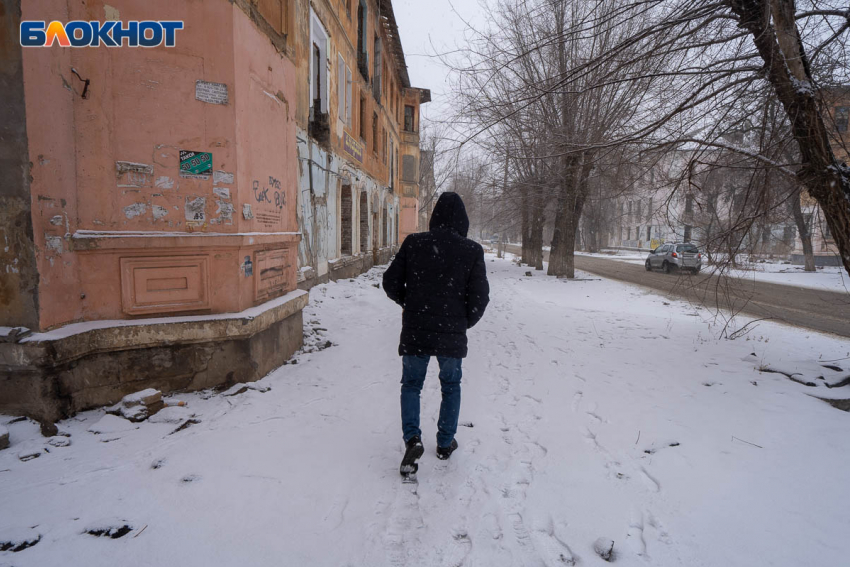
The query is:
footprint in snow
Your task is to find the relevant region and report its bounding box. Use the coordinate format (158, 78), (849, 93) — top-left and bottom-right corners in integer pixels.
(638, 466), (660, 492)
(626, 511), (648, 558)
(571, 391), (583, 412)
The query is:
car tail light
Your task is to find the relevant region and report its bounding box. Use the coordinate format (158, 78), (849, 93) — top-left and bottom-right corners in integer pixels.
(698, 253), (702, 259)
(671, 252), (678, 258)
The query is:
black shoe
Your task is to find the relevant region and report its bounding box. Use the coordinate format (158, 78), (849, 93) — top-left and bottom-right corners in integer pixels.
(400, 436), (424, 476)
(436, 439), (458, 460)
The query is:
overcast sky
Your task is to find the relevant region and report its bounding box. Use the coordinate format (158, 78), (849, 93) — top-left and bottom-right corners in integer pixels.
(392, 0), (486, 124)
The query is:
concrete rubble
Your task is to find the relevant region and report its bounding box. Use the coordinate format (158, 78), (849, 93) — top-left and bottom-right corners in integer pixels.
(106, 389), (164, 422)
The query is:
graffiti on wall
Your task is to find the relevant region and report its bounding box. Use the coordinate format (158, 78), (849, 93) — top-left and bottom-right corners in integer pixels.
(252, 176), (285, 228)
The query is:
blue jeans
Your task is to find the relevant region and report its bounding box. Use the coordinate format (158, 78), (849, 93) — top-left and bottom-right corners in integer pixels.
(400, 355), (462, 448)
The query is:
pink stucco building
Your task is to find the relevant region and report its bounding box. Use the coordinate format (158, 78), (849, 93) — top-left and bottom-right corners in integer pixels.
(0, 0), (307, 424)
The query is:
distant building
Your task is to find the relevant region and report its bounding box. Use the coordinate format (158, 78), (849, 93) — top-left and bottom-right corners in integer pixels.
(608, 89), (848, 266)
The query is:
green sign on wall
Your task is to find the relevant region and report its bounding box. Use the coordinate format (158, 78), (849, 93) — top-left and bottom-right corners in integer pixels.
(179, 150), (212, 177)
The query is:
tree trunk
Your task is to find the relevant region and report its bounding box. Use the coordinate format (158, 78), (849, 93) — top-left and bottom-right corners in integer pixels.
(790, 188), (816, 271)
(521, 185), (530, 264)
(728, 0), (850, 277)
(548, 163), (577, 277)
(549, 154), (593, 278)
(531, 192), (545, 270)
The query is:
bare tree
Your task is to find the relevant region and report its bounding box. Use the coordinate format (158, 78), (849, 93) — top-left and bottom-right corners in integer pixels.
(444, 0), (849, 277)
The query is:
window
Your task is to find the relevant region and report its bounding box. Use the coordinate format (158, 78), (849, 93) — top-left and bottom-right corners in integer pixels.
(836, 106), (849, 133)
(255, 0), (291, 36)
(626, 227), (631, 240)
(677, 244), (699, 253)
(340, 185), (353, 255)
(337, 54), (345, 121)
(357, 1), (368, 80)
(373, 35), (382, 103)
(382, 128), (387, 165)
(309, 11), (329, 116)
(685, 195), (693, 213)
(360, 192), (369, 251)
(646, 226), (651, 241)
(402, 155), (416, 182)
(404, 105), (415, 132)
(359, 92), (367, 140)
(313, 43), (322, 108)
(783, 225), (796, 245)
(372, 112), (379, 154)
(345, 66), (352, 126)
(823, 217), (832, 240)
(637, 200), (642, 218)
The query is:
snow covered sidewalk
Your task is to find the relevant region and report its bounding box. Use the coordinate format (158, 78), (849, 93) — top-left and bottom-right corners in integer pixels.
(2, 254), (849, 566)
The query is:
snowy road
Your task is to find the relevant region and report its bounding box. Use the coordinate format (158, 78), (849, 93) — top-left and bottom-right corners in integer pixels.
(504, 244), (850, 338)
(2, 255), (850, 566)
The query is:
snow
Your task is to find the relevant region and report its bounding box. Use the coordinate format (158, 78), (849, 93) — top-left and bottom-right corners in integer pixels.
(0, 527), (41, 552)
(727, 263), (848, 293)
(86, 415), (138, 435)
(1, 255), (849, 566)
(757, 358), (850, 389)
(147, 406), (195, 425)
(120, 389), (160, 405)
(577, 250), (849, 292)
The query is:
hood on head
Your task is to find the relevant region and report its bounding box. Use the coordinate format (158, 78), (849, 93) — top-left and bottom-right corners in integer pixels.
(429, 192), (469, 237)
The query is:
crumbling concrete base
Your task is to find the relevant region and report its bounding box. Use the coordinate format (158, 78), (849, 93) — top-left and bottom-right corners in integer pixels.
(298, 247), (396, 290)
(0, 290), (308, 426)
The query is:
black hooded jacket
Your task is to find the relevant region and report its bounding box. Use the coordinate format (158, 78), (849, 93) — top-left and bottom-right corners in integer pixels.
(383, 192), (490, 358)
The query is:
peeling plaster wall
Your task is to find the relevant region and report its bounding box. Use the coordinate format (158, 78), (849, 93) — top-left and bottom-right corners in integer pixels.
(297, 130), (402, 287)
(17, 0), (300, 329)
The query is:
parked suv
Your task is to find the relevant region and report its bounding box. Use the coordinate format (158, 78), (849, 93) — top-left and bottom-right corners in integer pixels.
(645, 242), (702, 274)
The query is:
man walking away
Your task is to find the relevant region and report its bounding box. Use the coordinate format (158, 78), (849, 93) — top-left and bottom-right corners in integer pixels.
(382, 192), (490, 478)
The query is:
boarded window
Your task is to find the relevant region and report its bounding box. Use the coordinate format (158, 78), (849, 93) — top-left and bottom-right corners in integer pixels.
(373, 36), (382, 103)
(402, 155), (416, 182)
(337, 54), (345, 120)
(372, 112), (378, 153)
(382, 128), (387, 164)
(404, 105), (415, 132)
(345, 67), (352, 126)
(359, 93), (366, 140)
(257, 0), (283, 33)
